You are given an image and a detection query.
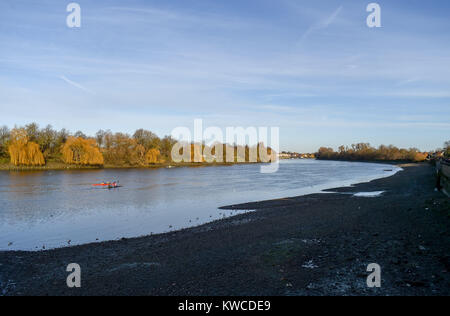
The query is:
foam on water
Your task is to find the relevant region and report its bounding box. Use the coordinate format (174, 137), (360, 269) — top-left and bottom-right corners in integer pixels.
(353, 191), (385, 197)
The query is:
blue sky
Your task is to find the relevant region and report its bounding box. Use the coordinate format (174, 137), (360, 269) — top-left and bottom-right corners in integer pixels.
(1, 0), (449, 152)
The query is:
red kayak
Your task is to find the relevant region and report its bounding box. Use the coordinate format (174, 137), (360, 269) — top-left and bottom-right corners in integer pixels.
(92, 182), (120, 188)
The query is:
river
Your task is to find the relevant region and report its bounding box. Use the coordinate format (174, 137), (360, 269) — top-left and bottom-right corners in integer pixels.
(0, 160), (402, 251)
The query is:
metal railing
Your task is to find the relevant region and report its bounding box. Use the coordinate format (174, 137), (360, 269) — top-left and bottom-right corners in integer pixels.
(438, 158), (450, 197)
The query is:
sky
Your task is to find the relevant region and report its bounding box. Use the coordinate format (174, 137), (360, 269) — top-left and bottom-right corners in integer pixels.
(1, 0), (449, 152)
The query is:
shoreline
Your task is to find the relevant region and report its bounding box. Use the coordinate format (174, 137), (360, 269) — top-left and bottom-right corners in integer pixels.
(0, 161), (248, 172)
(315, 158), (423, 165)
(0, 159), (421, 172)
(1, 163), (449, 295)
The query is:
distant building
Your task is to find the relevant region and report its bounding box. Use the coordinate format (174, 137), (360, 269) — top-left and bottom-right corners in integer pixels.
(278, 152), (292, 159)
(278, 151), (315, 159)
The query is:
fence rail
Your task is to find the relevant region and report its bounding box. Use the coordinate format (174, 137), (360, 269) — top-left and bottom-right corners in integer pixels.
(443, 163), (450, 179)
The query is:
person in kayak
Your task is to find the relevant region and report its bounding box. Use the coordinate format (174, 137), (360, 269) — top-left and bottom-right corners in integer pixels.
(108, 181), (119, 189)
(93, 181), (118, 187)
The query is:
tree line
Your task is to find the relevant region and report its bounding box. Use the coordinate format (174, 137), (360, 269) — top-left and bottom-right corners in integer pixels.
(316, 143), (434, 162)
(0, 123), (276, 167)
(0, 123), (180, 166)
(1, 124), (446, 166)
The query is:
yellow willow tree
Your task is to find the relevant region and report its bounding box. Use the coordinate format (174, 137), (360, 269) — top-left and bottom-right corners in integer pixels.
(190, 143), (204, 163)
(102, 133), (147, 166)
(61, 137), (104, 165)
(131, 144), (147, 166)
(8, 128), (45, 166)
(145, 148), (161, 164)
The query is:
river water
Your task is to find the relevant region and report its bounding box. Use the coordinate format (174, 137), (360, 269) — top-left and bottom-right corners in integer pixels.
(0, 160), (401, 251)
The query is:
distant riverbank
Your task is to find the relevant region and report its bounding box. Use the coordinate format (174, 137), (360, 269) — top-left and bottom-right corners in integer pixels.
(316, 158), (422, 165)
(0, 161), (242, 171)
(0, 159), (422, 172)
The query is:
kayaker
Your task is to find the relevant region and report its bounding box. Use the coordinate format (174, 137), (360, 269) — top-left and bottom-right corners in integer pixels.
(108, 181), (119, 189)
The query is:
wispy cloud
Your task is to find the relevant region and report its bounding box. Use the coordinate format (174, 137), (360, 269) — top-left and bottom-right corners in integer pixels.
(299, 6), (343, 43)
(60, 76), (94, 94)
(384, 90), (450, 98)
(396, 77), (421, 86)
(104, 6), (256, 30)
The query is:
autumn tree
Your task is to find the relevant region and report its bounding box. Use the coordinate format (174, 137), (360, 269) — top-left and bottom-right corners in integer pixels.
(102, 130), (114, 150)
(203, 142), (224, 163)
(445, 141), (450, 158)
(74, 131), (87, 139)
(95, 130), (108, 148)
(102, 133), (147, 166)
(8, 128), (45, 166)
(413, 151), (428, 162)
(133, 129), (160, 150)
(190, 143), (204, 163)
(0, 126), (10, 159)
(146, 148), (161, 164)
(6, 123), (68, 160)
(37, 125), (58, 158)
(316, 143), (427, 162)
(316, 147), (335, 159)
(257, 142), (277, 163)
(25, 123), (40, 143)
(55, 129), (69, 149)
(160, 136), (177, 162)
(61, 137), (104, 165)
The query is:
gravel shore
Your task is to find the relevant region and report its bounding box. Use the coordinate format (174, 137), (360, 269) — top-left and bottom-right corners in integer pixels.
(1, 163), (449, 296)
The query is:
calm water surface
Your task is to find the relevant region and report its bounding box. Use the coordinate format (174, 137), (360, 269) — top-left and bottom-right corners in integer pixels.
(0, 160), (401, 251)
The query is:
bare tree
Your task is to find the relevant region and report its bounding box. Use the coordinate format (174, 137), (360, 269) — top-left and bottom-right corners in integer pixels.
(96, 130), (107, 148)
(133, 129), (160, 150)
